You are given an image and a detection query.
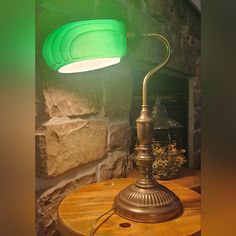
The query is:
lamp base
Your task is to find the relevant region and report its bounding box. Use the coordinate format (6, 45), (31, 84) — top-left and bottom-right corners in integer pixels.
(115, 105), (182, 222)
(114, 181), (182, 223)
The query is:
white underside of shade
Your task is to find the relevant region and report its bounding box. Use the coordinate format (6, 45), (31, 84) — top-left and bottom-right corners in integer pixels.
(58, 57), (121, 73)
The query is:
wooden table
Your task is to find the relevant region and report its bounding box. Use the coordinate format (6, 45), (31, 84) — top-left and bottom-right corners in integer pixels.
(128, 167), (201, 193)
(58, 178), (201, 236)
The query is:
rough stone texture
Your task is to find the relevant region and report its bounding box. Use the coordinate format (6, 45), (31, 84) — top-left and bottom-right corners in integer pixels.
(36, 117), (108, 177)
(194, 64), (201, 89)
(98, 151), (127, 181)
(39, 62), (133, 119)
(194, 107), (201, 130)
(101, 64), (133, 119)
(108, 121), (131, 151)
(193, 63), (201, 168)
(35, 160), (100, 193)
(36, 170), (97, 236)
(193, 88), (201, 107)
(194, 130), (201, 152)
(43, 75), (103, 117)
(194, 151), (201, 169)
(145, 0), (173, 25)
(36, 57), (50, 128)
(117, 0), (200, 75)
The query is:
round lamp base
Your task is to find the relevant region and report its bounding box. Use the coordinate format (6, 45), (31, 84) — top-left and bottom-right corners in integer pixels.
(114, 182), (182, 223)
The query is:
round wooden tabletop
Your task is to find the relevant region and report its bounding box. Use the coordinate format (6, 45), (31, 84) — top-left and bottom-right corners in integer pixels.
(58, 178), (201, 236)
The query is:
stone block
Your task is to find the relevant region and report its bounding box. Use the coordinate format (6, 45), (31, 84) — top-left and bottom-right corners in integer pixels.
(147, 0), (164, 14)
(98, 151), (127, 181)
(194, 89), (201, 106)
(108, 121), (131, 151)
(36, 59), (50, 128)
(193, 68), (201, 89)
(101, 63), (133, 118)
(187, 6), (201, 40)
(36, 117), (107, 177)
(194, 130), (201, 152)
(36, 170), (96, 236)
(144, 0), (189, 28)
(43, 75), (103, 117)
(194, 107), (201, 129)
(119, 0), (200, 76)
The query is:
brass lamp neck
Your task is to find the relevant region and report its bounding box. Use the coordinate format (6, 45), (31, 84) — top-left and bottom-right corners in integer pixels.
(142, 34), (171, 106)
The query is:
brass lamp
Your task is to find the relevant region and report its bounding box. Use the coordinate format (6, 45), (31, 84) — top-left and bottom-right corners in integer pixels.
(42, 19), (182, 223)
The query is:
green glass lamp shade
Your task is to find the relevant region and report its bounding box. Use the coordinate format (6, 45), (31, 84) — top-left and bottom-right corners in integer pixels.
(42, 19), (127, 73)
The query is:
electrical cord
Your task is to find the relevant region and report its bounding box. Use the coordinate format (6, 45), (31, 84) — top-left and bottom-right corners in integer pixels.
(89, 207), (115, 236)
(89, 148), (134, 235)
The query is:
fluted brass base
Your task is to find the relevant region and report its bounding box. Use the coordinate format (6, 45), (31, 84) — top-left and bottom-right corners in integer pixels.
(114, 181), (182, 222)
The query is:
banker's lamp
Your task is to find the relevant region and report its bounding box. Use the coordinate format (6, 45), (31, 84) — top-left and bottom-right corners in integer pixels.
(42, 19), (182, 222)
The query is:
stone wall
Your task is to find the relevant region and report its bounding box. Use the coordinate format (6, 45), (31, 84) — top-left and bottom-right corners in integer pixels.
(35, 63), (133, 235)
(36, 0), (200, 235)
(193, 62), (201, 168)
(117, 0), (200, 75)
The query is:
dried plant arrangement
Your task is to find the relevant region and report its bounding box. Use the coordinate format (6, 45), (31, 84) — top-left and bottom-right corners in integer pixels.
(152, 142), (186, 179)
(130, 142), (186, 179)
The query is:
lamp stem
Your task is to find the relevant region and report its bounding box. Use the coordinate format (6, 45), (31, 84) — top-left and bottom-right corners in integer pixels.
(114, 33), (182, 222)
(142, 34), (171, 106)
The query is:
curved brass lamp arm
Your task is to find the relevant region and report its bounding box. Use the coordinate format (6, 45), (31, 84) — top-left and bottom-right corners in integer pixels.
(142, 33), (171, 106)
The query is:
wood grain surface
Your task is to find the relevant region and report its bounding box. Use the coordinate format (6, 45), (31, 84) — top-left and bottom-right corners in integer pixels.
(58, 178), (201, 236)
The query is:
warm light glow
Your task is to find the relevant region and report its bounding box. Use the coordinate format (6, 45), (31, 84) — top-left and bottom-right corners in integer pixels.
(58, 57), (121, 73)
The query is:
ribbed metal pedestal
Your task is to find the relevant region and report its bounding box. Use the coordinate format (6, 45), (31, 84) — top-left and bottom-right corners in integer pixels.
(114, 180), (182, 222)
